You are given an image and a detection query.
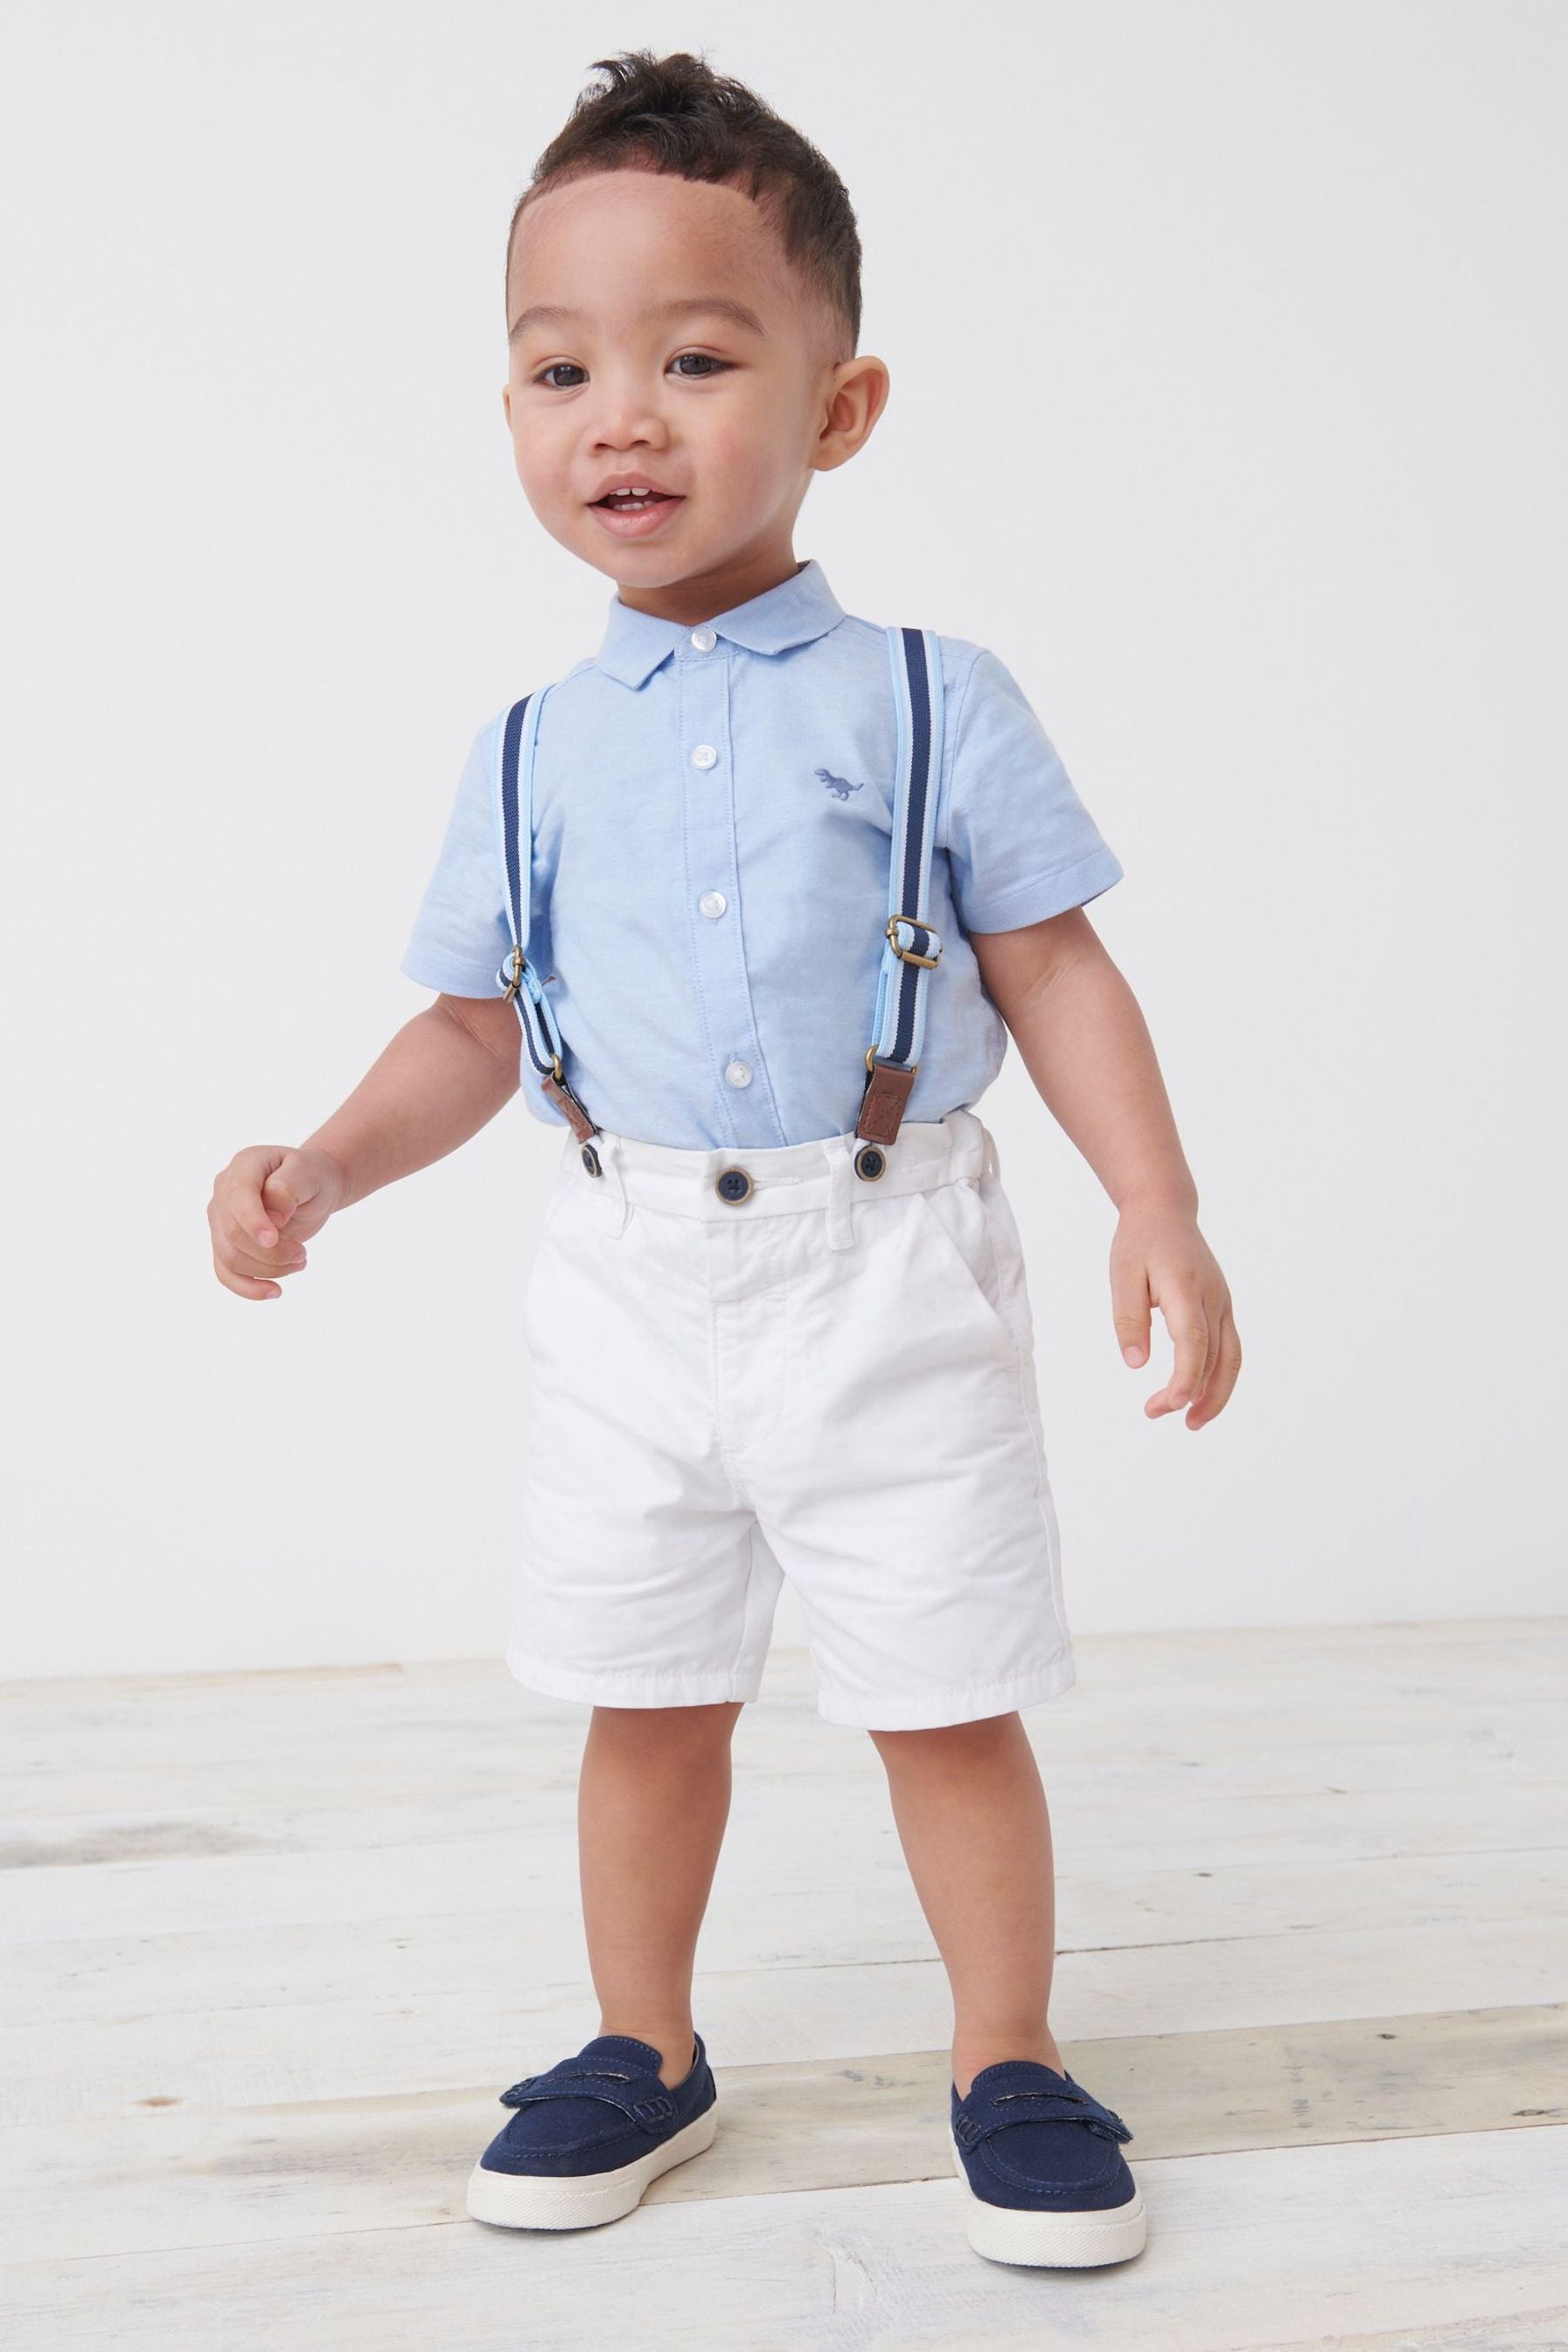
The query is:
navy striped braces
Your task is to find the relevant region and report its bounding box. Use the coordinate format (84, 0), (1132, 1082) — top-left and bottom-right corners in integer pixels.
(491, 620), (946, 1146)
(867, 625), (945, 1072)
(492, 688), (576, 1093)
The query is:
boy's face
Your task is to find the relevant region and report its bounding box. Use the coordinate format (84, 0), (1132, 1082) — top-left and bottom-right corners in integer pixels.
(503, 167), (887, 618)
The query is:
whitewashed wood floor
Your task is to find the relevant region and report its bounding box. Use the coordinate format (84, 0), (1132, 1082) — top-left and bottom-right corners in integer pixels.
(3, 1619), (1565, 2350)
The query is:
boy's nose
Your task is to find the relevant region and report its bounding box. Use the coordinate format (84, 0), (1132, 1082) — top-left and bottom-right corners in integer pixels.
(593, 435), (667, 458)
(591, 404), (671, 447)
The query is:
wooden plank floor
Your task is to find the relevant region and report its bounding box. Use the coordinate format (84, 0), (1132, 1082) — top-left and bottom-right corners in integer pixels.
(3, 1621), (1565, 2349)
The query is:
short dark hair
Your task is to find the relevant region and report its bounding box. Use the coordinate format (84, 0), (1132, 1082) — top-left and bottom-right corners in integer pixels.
(507, 50), (862, 358)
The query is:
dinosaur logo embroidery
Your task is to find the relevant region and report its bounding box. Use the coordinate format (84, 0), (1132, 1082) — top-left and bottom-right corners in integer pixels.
(816, 766), (865, 801)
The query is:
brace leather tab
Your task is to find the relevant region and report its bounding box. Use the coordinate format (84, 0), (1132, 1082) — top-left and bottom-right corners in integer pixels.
(855, 1058), (916, 1146)
(541, 1071), (598, 1144)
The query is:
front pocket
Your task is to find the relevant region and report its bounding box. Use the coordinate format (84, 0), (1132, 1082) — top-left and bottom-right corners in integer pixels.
(521, 1173), (578, 1339)
(913, 1178), (1021, 1352)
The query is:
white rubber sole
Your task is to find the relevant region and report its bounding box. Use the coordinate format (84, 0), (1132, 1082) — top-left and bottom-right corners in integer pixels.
(466, 2104), (718, 2230)
(950, 2132), (1147, 2267)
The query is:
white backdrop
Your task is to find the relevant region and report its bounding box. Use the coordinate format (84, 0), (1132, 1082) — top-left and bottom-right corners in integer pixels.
(4, 3), (1561, 1678)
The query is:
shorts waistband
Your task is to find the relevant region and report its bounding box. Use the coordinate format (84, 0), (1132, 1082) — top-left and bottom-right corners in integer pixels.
(552, 1108), (1001, 1251)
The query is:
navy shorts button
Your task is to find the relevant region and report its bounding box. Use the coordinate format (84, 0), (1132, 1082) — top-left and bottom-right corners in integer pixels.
(854, 1144), (887, 1181)
(715, 1166), (754, 1204)
(579, 1141), (602, 1177)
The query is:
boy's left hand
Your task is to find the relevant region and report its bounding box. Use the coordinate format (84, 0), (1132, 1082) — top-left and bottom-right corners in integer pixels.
(1110, 1205), (1241, 1429)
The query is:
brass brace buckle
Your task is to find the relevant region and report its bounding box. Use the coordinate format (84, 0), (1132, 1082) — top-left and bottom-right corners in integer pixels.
(886, 914), (941, 969)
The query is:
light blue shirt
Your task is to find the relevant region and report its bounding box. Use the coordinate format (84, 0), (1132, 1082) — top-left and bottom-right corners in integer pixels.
(399, 558), (1122, 1150)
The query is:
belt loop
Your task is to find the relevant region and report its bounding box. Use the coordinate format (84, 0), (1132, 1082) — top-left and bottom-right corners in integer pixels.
(954, 1106), (996, 1182)
(948, 1107), (993, 1186)
(820, 1133), (857, 1251)
(597, 1132), (630, 1238)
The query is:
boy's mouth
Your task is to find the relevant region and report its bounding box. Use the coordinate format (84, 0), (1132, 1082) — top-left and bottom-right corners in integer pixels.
(588, 487), (685, 539)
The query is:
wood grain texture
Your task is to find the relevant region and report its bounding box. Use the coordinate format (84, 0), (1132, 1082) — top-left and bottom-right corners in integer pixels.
(3, 1622), (1565, 2347)
(4, 2130), (1565, 2352)
(2, 2006), (1564, 2266)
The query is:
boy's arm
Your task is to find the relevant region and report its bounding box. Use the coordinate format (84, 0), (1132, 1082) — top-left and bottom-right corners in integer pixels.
(301, 993), (521, 1210)
(970, 909), (1241, 1430)
(209, 994), (520, 1301)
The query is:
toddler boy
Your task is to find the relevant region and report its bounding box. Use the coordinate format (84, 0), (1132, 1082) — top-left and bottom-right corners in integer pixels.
(209, 49), (1240, 2269)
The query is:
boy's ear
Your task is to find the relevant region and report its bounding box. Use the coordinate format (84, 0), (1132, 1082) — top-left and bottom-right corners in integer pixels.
(502, 382), (513, 431)
(814, 355), (891, 475)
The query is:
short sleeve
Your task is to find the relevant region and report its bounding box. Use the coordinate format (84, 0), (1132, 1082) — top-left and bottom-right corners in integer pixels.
(398, 716), (513, 997)
(943, 648), (1123, 934)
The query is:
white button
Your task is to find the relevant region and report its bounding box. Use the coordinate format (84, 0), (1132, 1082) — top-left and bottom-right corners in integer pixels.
(690, 742), (718, 769)
(690, 626), (717, 652)
(725, 1060), (753, 1088)
(699, 890), (727, 918)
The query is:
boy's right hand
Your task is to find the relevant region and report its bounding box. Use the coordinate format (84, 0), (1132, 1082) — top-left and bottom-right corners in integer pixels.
(207, 1146), (347, 1301)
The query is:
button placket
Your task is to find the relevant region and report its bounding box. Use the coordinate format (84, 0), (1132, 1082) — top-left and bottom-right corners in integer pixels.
(677, 655), (779, 1141)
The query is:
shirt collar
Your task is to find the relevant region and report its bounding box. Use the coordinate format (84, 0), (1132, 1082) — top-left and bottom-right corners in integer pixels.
(592, 556), (846, 689)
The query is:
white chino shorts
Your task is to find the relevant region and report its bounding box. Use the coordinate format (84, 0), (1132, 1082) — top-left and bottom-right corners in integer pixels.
(509, 1105), (1076, 1731)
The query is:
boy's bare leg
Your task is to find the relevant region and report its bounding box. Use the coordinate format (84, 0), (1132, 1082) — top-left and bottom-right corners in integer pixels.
(578, 1700), (744, 2088)
(868, 1713), (1066, 2098)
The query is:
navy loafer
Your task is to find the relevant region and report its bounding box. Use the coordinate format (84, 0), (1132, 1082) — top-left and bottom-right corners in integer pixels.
(467, 2030), (718, 2229)
(950, 2058), (1146, 2267)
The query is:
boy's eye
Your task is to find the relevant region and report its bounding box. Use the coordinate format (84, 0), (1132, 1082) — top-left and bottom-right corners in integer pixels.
(531, 353), (733, 390)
